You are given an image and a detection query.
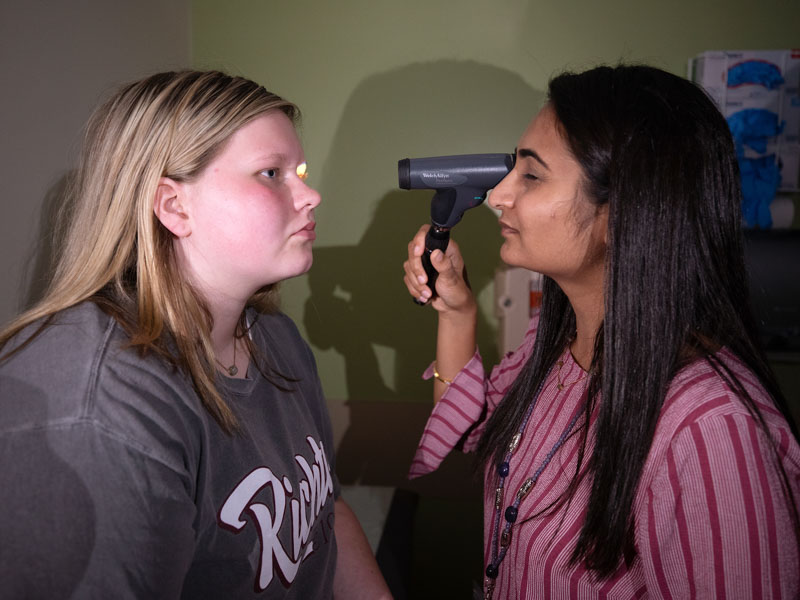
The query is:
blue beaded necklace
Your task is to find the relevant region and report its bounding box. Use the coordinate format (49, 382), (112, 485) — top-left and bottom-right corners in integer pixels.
(484, 353), (589, 600)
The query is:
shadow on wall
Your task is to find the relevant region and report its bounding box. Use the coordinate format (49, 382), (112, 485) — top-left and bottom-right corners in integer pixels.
(305, 60), (542, 487)
(306, 60), (542, 598)
(23, 172), (75, 310)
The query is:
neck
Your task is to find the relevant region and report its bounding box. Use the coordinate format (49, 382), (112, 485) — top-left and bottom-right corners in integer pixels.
(569, 329), (597, 371)
(175, 246), (249, 357)
(212, 315), (242, 354)
(207, 295), (249, 377)
(561, 282), (604, 371)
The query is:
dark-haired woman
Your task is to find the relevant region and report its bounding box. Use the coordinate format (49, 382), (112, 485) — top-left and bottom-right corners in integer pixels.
(403, 65), (799, 599)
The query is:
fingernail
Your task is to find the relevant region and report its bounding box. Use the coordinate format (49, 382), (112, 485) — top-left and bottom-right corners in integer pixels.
(417, 275), (426, 284)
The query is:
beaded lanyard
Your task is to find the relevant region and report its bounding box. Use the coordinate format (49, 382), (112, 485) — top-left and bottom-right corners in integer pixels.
(484, 360), (587, 600)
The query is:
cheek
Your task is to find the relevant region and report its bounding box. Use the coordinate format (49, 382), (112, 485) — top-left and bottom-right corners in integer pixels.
(235, 189), (292, 231)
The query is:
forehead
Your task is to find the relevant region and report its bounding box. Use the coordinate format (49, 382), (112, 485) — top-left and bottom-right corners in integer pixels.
(517, 105), (574, 164)
(219, 111), (301, 161)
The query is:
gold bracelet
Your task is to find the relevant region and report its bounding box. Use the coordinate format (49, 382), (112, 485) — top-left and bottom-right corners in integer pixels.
(433, 363), (453, 385)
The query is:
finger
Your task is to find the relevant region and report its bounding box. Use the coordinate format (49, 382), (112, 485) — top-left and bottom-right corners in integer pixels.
(407, 237), (422, 258)
(404, 272), (431, 303)
(403, 258), (424, 290)
(429, 249), (453, 277)
(412, 225), (428, 256)
(430, 249), (466, 294)
(443, 238), (464, 269)
(403, 259), (430, 295)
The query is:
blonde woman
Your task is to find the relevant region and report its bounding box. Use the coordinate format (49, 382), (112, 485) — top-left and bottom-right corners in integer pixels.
(0, 70), (390, 599)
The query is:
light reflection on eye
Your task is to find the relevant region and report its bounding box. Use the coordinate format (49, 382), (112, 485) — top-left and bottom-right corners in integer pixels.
(296, 162), (308, 181)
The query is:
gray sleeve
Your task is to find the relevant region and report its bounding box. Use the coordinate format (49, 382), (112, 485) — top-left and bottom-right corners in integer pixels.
(0, 365), (199, 599)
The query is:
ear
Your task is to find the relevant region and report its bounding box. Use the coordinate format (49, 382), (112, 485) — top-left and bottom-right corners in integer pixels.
(153, 177), (191, 237)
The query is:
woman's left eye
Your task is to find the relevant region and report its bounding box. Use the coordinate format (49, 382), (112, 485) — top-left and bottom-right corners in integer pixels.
(261, 168), (279, 179)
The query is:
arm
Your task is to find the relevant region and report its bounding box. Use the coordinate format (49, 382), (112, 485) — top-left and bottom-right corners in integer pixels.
(403, 224), (477, 404)
(333, 498), (392, 599)
(409, 317), (539, 478)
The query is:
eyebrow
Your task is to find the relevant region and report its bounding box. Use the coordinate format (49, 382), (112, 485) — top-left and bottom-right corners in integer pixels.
(252, 153), (287, 163)
(515, 147), (549, 170)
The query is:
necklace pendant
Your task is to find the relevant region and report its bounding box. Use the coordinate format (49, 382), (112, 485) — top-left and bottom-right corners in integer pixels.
(228, 365), (238, 377)
(500, 528), (513, 547)
(516, 477), (535, 501)
(484, 579), (495, 600)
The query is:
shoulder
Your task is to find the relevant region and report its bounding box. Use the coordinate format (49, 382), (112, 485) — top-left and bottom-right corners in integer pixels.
(250, 309), (316, 369)
(1, 303), (118, 416)
(658, 350), (777, 434)
(644, 350), (798, 480)
(251, 309), (303, 344)
(4, 301), (115, 360)
(1, 302), (203, 471)
(488, 310), (540, 382)
(497, 309), (540, 363)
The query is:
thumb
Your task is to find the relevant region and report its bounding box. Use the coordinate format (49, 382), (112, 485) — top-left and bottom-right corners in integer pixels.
(430, 249), (456, 282)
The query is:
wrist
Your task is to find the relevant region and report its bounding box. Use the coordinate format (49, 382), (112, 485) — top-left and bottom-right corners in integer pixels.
(438, 301), (477, 326)
(432, 362), (454, 385)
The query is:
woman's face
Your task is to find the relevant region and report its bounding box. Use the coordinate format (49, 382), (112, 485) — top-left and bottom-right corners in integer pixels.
(488, 105), (607, 291)
(176, 111), (321, 300)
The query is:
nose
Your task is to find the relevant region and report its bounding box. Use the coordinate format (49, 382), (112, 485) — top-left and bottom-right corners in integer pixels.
(295, 180), (321, 211)
(488, 171), (514, 210)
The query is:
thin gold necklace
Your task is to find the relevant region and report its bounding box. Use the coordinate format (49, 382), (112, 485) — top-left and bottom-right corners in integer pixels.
(555, 349), (590, 390)
(215, 338), (238, 377)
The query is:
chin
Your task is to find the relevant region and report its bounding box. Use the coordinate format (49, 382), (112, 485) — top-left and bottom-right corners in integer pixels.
(499, 245), (524, 269)
(286, 258), (315, 280)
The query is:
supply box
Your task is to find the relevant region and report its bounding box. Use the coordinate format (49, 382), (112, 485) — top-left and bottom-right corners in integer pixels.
(689, 49), (800, 192)
(690, 50), (800, 228)
(494, 266), (542, 355)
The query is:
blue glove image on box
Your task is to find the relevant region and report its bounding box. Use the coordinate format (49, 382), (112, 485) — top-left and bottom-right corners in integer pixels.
(727, 109), (785, 228)
(728, 60), (785, 90)
(739, 155), (781, 228)
(727, 109), (784, 154)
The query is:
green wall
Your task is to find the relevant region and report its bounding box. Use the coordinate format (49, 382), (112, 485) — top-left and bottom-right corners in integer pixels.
(193, 0), (798, 408)
(193, 3), (798, 594)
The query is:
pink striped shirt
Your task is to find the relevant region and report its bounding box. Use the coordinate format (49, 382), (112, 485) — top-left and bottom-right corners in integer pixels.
(410, 316), (800, 599)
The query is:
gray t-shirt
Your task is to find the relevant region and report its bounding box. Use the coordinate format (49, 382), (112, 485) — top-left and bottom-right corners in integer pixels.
(0, 302), (340, 599)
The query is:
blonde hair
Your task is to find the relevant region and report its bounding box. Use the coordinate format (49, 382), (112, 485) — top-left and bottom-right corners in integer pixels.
(0, 70), (299, 432)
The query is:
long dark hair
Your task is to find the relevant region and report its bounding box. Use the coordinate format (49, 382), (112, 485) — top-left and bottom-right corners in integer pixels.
(476, 64), (798, 576)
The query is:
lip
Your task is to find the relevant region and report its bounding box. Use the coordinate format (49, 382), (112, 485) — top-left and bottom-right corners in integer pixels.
(293, 221), (316, 240)
(498, 220), (518, 236)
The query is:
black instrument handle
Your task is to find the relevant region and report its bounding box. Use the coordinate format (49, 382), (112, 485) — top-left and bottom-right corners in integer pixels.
(414, 225), (450, 305)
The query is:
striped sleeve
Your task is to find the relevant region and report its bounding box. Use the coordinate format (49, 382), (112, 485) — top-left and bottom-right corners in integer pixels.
(639, 386), (800, 599)
(408, 315), (539, 479)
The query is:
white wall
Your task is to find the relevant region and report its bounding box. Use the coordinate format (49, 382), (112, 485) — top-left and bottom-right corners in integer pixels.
(0, 0), (191, 324)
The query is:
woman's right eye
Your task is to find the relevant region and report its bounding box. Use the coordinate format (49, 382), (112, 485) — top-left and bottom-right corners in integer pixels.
(261, 168), (279, 179)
